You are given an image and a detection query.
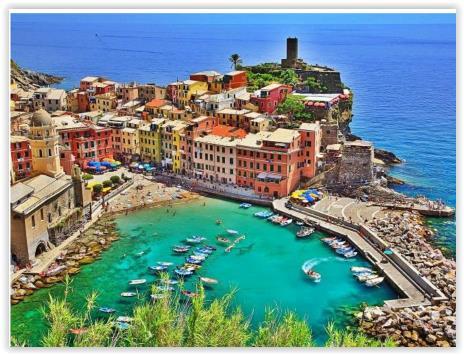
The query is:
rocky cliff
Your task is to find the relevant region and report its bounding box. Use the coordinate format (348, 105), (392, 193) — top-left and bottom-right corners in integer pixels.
(11, 60), (63, 91)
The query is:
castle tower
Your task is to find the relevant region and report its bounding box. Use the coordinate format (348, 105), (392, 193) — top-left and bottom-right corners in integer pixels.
(281, 37), (301, 68)
(28, 109), (64, 178)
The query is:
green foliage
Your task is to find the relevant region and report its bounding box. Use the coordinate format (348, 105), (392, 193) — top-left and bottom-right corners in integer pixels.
(277, 95), (314, 122)
(102, 180), (113, 188)
(110, 175), (121, 185)
(279, 69), (299, 86)
(93, 184), (103, 194)
(21, 279), (396, 348)
(246, 68), (300, 92)
(82, 174), (94, 181)
(306, 77), (328, 93)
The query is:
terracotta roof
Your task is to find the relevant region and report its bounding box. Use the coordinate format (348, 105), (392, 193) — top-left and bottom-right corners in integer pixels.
(145, 98), (168, 108)
(211, 125), (247, 139)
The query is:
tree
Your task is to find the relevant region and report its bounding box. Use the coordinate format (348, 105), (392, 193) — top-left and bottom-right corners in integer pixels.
(82, 174), (93, 181)
(279, 69), (299, 86)
(276, 95), (314, 122)
(229, 54), (242, 70)
(92, 184), (103, 194)
(102, 180), (112, 188)
(110, 175), (121, 185)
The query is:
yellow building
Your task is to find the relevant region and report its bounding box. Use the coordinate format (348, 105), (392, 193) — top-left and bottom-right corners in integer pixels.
(95, 93), (118, 112)
(178, 80), (208, 108)
(161, 120), (188, 172)
(28, 110), (64, 178)
(139, 118), (165, 163)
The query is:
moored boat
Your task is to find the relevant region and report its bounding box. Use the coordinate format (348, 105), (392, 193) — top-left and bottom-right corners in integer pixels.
(351, 266), (374, 274)
(117, 316), (133, 323)
(173, 245), (190, 254)
(343, 251), (358, 258)
(157, 261), (173, 267)
(129, 279), (146, 285)
(280, 218), (293, 226)
(151, 293), (167, 301)
(296, 226), (314, 238)
(181, 290), (198, 298)
(121, 292), (137, 297)
(226, 229), (239, 235)
(356, 273), (379, 282)
(254, 211), (274, 218)
(148, 265), (168, 272)
(239, 203), (252, 209)
(156, 285), (175, 292)
(99, 307), (116, 313)
(199, 276), (218, 284)
(365, 276), (385, 287)
(175, 268), (193, 277)
(216, 236), (231, 244)
(185, 236), (206, 244)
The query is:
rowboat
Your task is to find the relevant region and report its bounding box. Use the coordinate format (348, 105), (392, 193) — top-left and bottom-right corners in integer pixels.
(129, 279), (146, 285)
(203, 245), (217, 251)
(159, 279), (179, 285)
(216, 236), (231, 244)
(199, 277), (218, 284)
(280, 218), (293, 226)
(148, 265), (168, 273)
(356, 273), (379, 282)
(185, 236), (206, 244)
(296, 221), (304, 226)
(227, 229), (239, 235)
(181, 290), (198, 298)
(151, 293), (167, 301)
(351, 267), (374, 274)
(175, 268), (193, 277)
(186, 257), (203, 264)
(173, 245), (190, 254)
(365, 276), (385, 287)
(157, 261), (173, 267)
(117, 316), (133, 323)
(190, 255), (207, 261)
(99, 307), (116, 313)
(343, 251), (358, 258)
(193, 251), (209, 258)
(121, 292), (137, 297)
(239, 203), (252, 209)
(336, 247), (354, 254)
(156, 285), (175, 292)
(296, 227), (314, 238)
(254, 211), (274, 218)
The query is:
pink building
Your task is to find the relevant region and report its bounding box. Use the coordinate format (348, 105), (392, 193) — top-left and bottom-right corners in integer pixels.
(250, 83), (292, 114)
(298, 122), (322, 178)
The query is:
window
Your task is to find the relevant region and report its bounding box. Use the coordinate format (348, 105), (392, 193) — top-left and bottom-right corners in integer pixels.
(31, 215), (36, 228)
(40, 208), (44, 220)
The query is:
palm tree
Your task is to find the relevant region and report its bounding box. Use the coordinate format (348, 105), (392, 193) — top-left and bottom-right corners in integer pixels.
(229, 54), (242, 70)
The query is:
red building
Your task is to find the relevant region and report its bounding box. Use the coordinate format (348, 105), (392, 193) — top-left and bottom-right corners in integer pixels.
(167, 82), (182, 105)
(11, 136), (32, 181)
(190, 70), (221, 84)
(56, 118), (113, 174)
(77, 91), (90, 112)
(250, 83), (292, 114)
(223, 71), (247, 90)
(298, 122), (322, 179)
(236, 129), (304, 198)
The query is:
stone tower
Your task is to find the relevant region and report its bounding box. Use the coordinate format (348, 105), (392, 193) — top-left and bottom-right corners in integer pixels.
(281, 37), (300, 68)
(28, 109), (64, 178)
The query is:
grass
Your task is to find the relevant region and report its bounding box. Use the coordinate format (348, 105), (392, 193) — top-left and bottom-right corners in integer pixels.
(13, 276), (396, 347)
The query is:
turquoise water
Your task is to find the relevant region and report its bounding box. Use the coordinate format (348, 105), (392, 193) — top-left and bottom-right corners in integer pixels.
(11, 198), (396, 346)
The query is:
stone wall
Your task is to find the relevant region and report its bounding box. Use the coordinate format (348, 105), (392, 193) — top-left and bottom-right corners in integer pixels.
(297, 69), (343, 93)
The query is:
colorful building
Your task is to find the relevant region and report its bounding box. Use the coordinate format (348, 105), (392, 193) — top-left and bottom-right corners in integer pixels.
(250, 83), (292, 114)
(298, 122), (322, 178)
(117, 83), (139, 103)
(137, 83), (166, 102)
(32, 88), (67, 112)
(236, 129), (303, 198)
(95, 93), (118, 112)
(178, 80), (209, 108)
(215, 108), (252, 130)
(223, 70), (247, 90)
(139, 118), (166, 163)
(11, 136), (32, 181)
(161, 120), (188, 172)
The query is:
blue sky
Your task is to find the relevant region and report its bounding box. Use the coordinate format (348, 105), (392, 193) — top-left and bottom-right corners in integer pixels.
(11, 13), (456, 25)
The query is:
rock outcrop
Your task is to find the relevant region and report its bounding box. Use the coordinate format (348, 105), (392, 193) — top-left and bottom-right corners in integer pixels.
(11, 59), (63, 91)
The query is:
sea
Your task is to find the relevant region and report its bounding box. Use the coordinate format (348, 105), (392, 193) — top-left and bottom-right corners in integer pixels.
(10, 14), (456, 345)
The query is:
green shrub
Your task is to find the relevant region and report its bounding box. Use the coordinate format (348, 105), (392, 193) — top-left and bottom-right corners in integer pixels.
(102, 180), (112, 188)
(82, 174), (93, 181)
(110, 175), (121, 185)
(93, 184), (103, 194)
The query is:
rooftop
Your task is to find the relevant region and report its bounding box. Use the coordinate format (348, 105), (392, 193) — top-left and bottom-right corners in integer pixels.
(81, 76), (99, 82)
(211, 125), (247, 138)
(264, 128), (299, 144)
(145, 98), (168, 108)
(54, 115), (87, 130)
(299, 122), (320, 131)
(237, 132), (271, 149)
(11, 135), (29, 144)
(192, 70), (221, 77)
(216, 108), (250, 115)
(345, 140), (373, 148)
(260, 83), (284, 91)
(225, 70), (246, 76)
(195, 134), (242, 147)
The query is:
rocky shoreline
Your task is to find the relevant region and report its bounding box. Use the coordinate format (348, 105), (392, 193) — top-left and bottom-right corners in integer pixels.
(357, 212), (456, 347)
(10, 216), (119, 305)
(11, 59), (63, 91)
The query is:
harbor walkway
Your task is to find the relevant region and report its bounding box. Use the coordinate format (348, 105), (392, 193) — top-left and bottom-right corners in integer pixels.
(272, 198), (447, 309)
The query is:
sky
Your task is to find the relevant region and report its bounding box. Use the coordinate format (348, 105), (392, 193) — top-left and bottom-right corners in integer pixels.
(11, 13), (456, 26)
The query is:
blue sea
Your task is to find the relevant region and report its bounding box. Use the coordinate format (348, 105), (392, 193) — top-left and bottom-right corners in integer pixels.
(11, 14), (456, 253)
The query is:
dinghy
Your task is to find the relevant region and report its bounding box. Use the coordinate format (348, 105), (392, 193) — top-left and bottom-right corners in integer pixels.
(99, 307), (116, 313)
(216, 236), (231, 244)
(157, 261), (173, 267)
(296, 227), (314, 238)
(343, 251), (358, 258)
(365, 276), (385, 287)
(239, 203), (252, 209)
(185, 236), (206, 244)
(351, 266), (374, 274)
(148, 265), (168, 272)
(173, 245), (190, 254)
(175, 268), (193, 277)
(129, 279), (146, 285)
(181, 290), (198, 298)
(280, 218), (293, 226)
(356, 273), (379, 282)
(117, 316), (133, 323)
(199, 277), (218, 284)
(296, 221), (304, 226)
(151, 293), (167, 301)
(121, 292), (137, 297)
(185, 257), (203, 264)
(254, 211), (274, 218)
(227, 229), (239, 235)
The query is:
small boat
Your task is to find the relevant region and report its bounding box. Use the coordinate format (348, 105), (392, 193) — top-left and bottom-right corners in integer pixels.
(151, 293), (167, 301)
(296, 227), (314, 238)
(296, 221), (304, 226)
(203, 245), (217, 251)
(181, 290), (198, 298)
(121, 292), (137, 297)
(159, 279), (179, 285)
(129, 279), (146, 285)
(99, 307), (116, 313)
(185, 257), (202, 264)
(196, 247), (213, 254)
(351, 267), (374, 274)
(185, 236), (206, 244)
(365, 276), (385, 287)
(157, 261), (173, 267)
(173, 246), (190, 254)
(117, 316), (133, 323)
(115, 322), (130, 331)
(239, 203), (252, 209)
(233, 235), (246, 243)
(183, 263), (201, 270)
(305, 269), (321, 282)
(280, 218), (293, 226)
(216, 219), (222, 225)
(254, 211), (274, 218)
(135, 251), (145, 257)
(271, 216), (284, 224)
(336, 247), (354, 255)
(225, 245), (234, 253)
(343, 251), (358, 258)
(199, 277), (218, 284)
(356, 273), (379, 282)
(216, 236), (231, 244)
(227, 229), (239, 235)
(175, 268), (193, 277)
(156, 285), (175, 292)
(189, 255), (206, 261)
(69, 328), (87, 335)
(148, 265), (168, 272)
(321, 237), (336, 243)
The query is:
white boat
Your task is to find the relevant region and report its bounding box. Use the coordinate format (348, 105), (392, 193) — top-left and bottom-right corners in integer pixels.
(117, 316), (133, 323)
(120, 292), (137, 297)
(296, 227), (314, 238)
(365, 277), (385, 287)
(135, 251), (145, 257)
(296, 221), (304, 226)
(356, 273), (379, 282)
(151, 293), (167, 301)
(239, 203), (252, 209)
(157, 261), (173, 267)
(351, 267), (374, 274)
(199, 277), (218, 284)
(129, 279), (146, 285)
(343, 251), (358, 258)
(227, 229), (239, 235)
(280, 218), (293, 226)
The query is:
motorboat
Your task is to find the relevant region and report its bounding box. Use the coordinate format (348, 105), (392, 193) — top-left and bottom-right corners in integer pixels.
(183, 263), (201, 270)
(129, 279), (146, 285)
(175, 268), (193, 277)
(199, 277), (218, 284)
(351, 267), (374, 274)
(151, 293), (167, 301)
(216, 236), (231, 244)
(216, 219), (222, 225)
(156, 285), (175, 292)
(321, 237), (336, 244)
(254, 211), (274, 218)
(120, 292), (137, 297)
(185, 236), (206, 244)
(227, 229), (239, 235)
(157, 261), (173, 267)
(159, 279), (179, 285)
(304, 269), (321, 283)
(181, 290), (198, 298)
(296, 227), (314, 238)
(173, 245), (190, 254)
(193, 251), (209, 258)
(203, 245), (217, 251)
(336, 247), (354, 255)
(365, 277), (385, 287)
(117, 316), (133, 323)
(343, 251), (358, 258)
(189, 255), (206, 261)
(239, 203), (252, 209)
(99, 307), (116, 313)
(148, 265), (168, 272)
(356, 273), (379, 282)
(196, 247), (214, 254)
(280, 218), (293, 226)
(185, 257), (202, 264)
(296, 221), (304, 226)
